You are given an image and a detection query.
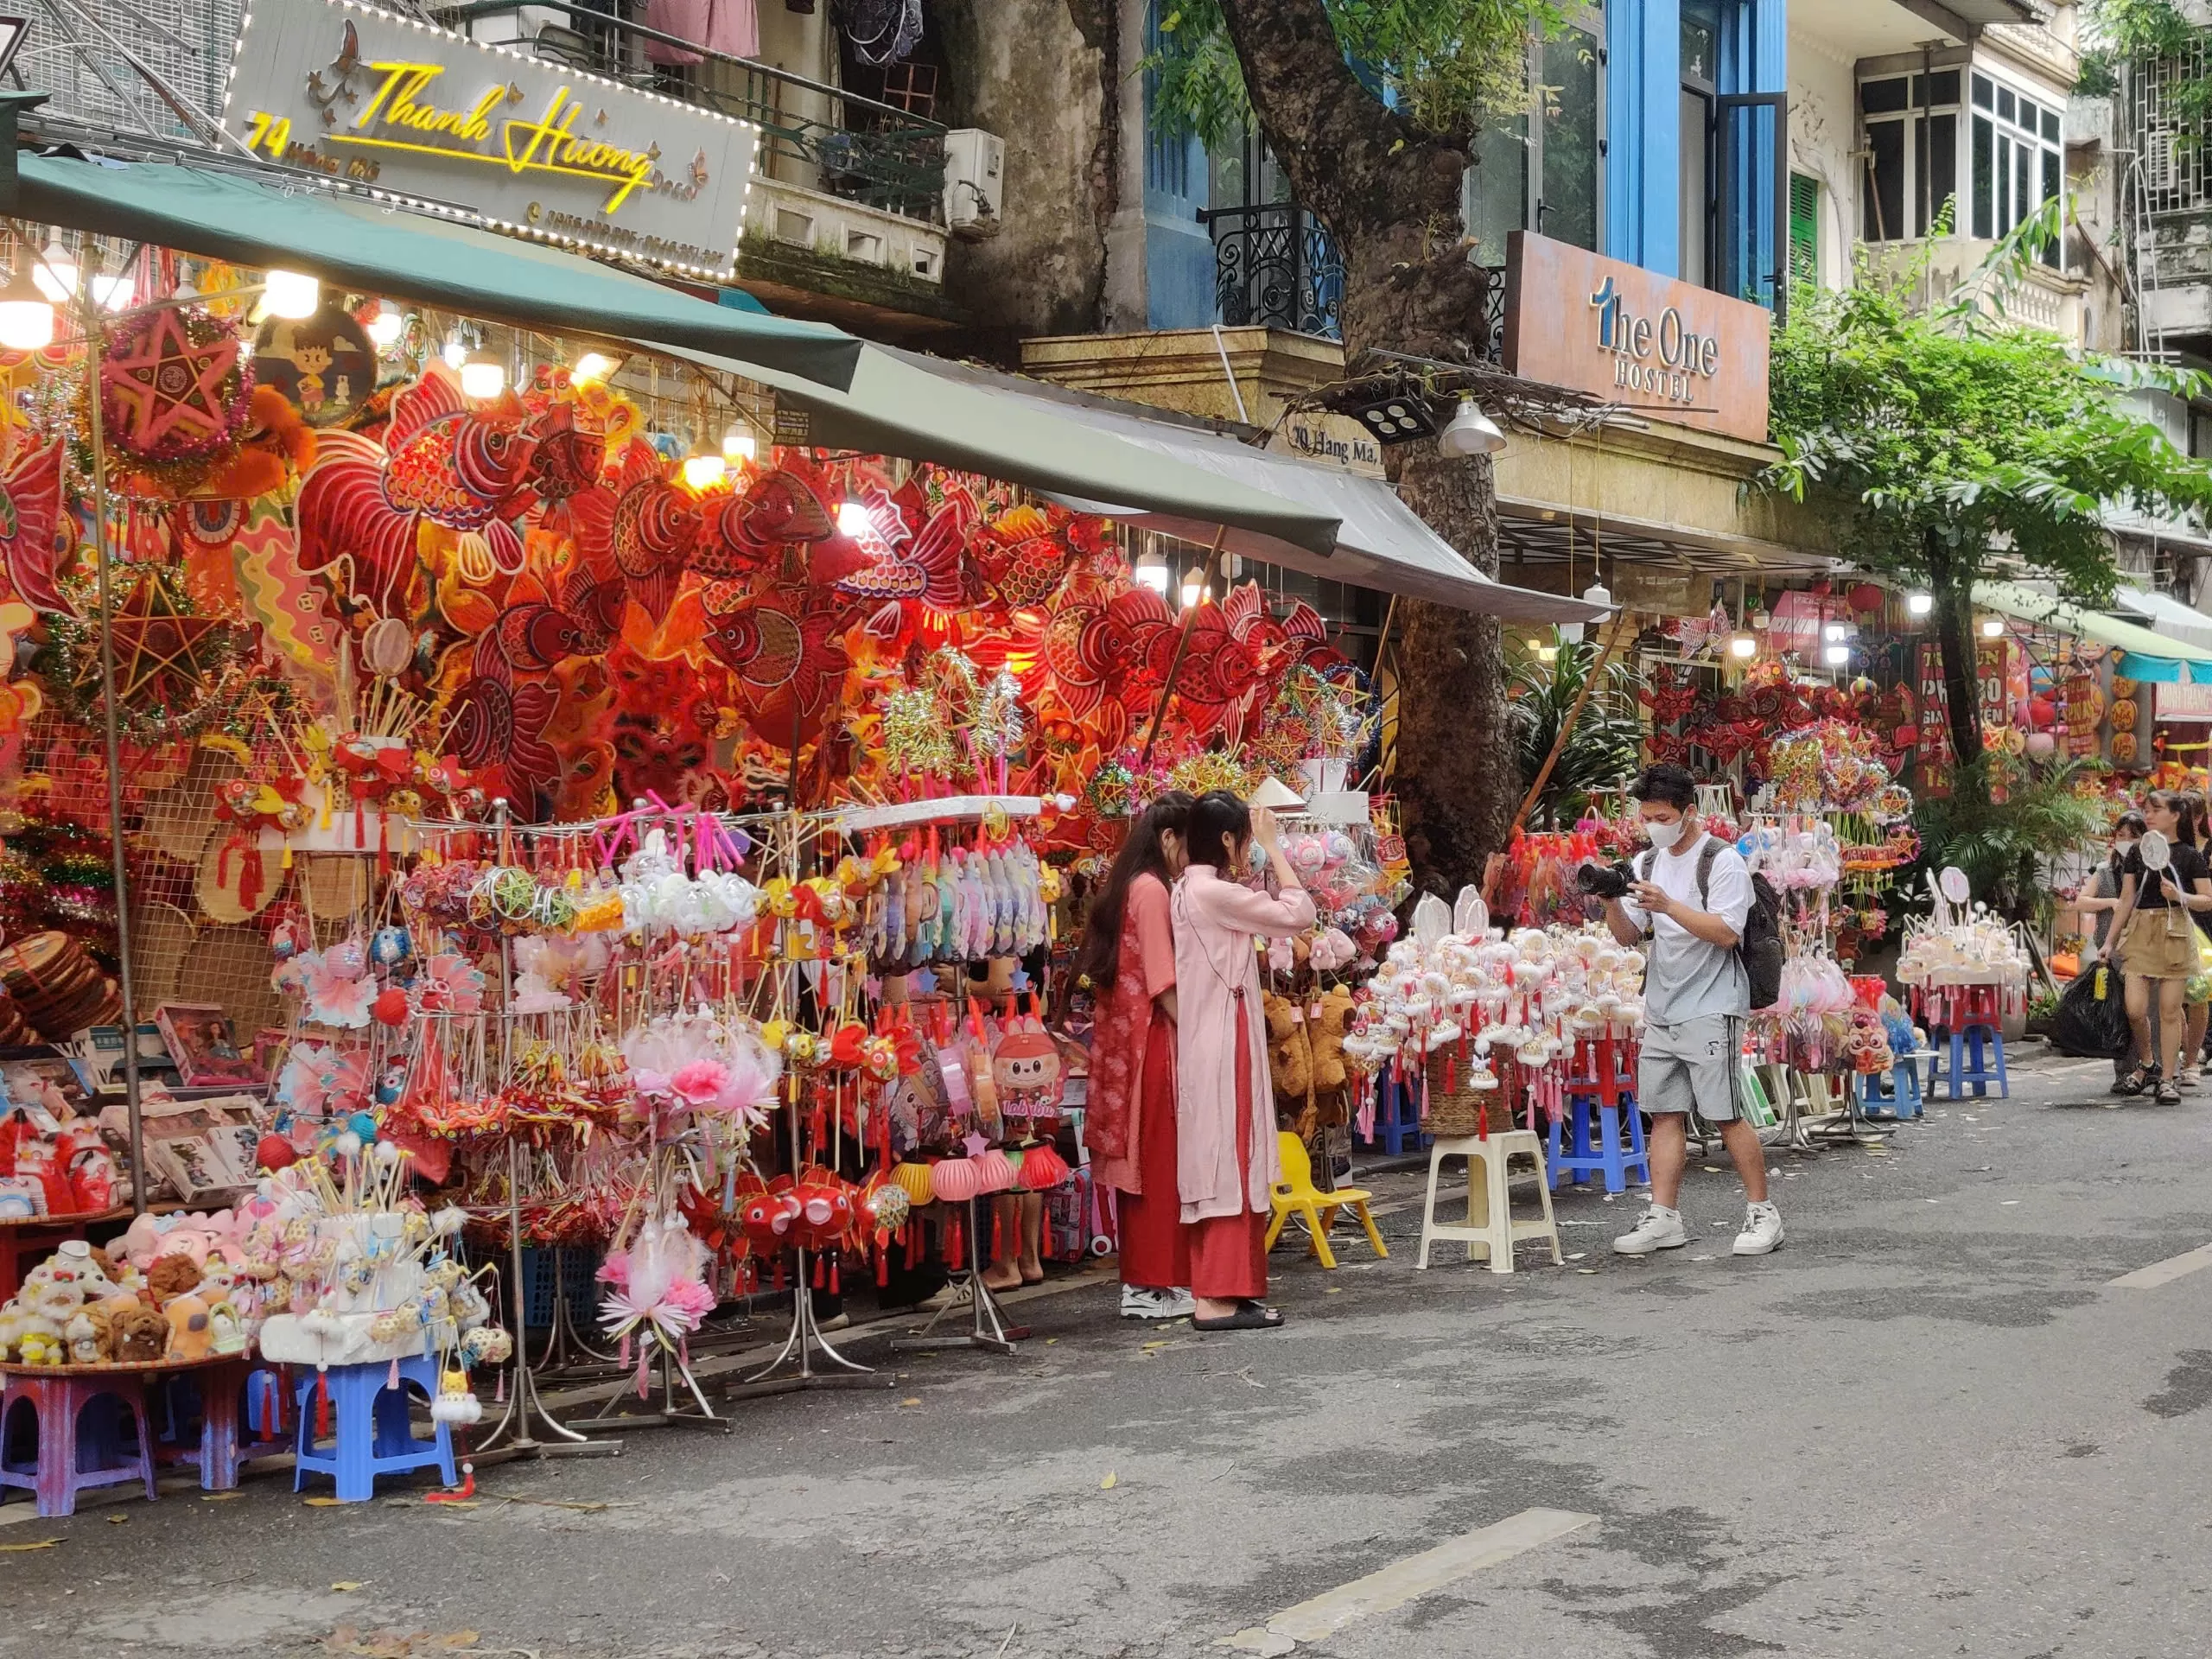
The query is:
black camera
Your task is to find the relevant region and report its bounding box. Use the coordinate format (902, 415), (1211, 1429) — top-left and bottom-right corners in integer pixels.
(1575, 860), (1635, 900)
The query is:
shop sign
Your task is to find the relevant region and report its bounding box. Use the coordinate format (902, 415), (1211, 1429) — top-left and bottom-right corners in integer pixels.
(1500, 232), (1772, 444)
(1916, 641), (1955, 785)
(1269, 412), (1384, 477)
(2156, 680), (2212, 721)
(1611, 565), (1702, 617)
(1767, 592), (1823, 657)
(220, 0), (759, 279)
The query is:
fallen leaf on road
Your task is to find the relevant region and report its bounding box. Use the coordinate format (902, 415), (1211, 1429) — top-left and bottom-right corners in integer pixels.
(201, 1492), (240, 1502)
(1141, 1340), (1169, 1350)
(304, 1497), (347, 1508)
(1324, 1287), (1341, 1294)
(499, 1497), (615, 1513)
(0, 1539), (61, 1552)
(332, 1580), (366, 1592)
(899, 1397), (922, 1407)
(1565, 1252), (1586, 1261)
(1100, 1472), (1117, 1489)
(1576, 1268), (1599, 1275)
(105, 1515), (127, 1525)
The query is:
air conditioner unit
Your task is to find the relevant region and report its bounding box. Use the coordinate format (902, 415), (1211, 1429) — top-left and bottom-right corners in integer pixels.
(943, 128), (1005, 238)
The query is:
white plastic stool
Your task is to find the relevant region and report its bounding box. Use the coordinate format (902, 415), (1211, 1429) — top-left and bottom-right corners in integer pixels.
(1415, 1130), (1563, 1273)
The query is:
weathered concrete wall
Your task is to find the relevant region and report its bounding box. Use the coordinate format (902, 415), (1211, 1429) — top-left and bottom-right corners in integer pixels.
(935, 0), (1118, 358)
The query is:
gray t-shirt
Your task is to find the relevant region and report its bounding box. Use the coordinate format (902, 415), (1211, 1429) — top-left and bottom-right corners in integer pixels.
(1620, 832), (1753, 1026)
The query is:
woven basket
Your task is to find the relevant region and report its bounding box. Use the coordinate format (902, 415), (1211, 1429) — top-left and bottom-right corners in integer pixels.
(1423, 1050), (1499, 1138)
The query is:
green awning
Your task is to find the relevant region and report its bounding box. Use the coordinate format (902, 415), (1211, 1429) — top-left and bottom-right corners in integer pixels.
(1974, 580), (2212, 683)
(7, 151), (861, 391)
(671, 342), (1346, 561)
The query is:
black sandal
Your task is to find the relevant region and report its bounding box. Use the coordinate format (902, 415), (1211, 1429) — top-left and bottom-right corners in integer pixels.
(1193, 1300), (1287, 1332)
(2118, 1067), (2155, 1097)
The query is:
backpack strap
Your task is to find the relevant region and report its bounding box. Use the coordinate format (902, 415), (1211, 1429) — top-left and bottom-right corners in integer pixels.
(1695, 836), (1721, 912)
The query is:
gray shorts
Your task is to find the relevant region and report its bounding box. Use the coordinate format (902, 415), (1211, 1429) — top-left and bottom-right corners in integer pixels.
(1638, 1014), (1744, 1122)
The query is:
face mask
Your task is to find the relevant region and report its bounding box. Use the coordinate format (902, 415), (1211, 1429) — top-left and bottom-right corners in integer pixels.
(2114, 842), (2135, 863)
(1644, 818), (1685, 851)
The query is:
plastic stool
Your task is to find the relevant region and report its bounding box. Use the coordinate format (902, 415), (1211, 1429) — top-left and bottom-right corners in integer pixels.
(1929, 1025), (2008, 1100)
(1416, 1130), (1563, 1274)
(153, 1359), (263, 1491)
(1546, 1093), (1651, 1193)
(0, 1370), (158, 1517)
(1855, 1060), (1925, 1120)
(1359, 1069), (1427, 1155)
(291, 1357), (455, 1503)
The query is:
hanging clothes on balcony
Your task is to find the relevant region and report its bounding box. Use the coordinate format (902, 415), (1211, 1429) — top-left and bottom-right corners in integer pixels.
(645, 0), (760, 64)
(836, 0), (923, 66)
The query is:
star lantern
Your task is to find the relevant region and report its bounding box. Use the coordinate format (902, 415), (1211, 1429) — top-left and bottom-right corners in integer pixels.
(99, 308), (255, 467)
(108, 569), (232, 707)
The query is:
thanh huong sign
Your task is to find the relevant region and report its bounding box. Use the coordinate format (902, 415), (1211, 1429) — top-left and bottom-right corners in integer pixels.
(221, 0), (758, 279)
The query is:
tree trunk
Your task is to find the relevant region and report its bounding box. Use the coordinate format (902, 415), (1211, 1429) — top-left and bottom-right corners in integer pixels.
(1216, 0), (1510, 896)
(1925, 531), (1982, 767)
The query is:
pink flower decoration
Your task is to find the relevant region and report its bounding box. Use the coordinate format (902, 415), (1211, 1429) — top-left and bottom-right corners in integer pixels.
(661, 1276), (715, 1322)
(419, 951), (486, 1014)
(669, 1059), (734, 1109)
(595, 1249), (631, 1289)
(305, 958), (376, 1028)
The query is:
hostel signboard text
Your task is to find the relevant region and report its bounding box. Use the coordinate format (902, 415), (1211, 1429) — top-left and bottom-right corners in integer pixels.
(1502, 232), (1772, 443)
(221, 0), (758, 278)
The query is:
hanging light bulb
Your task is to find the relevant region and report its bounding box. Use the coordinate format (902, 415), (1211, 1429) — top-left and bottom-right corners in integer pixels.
(1134, 550), (1169, 595)
(29, 241), (75, 303)
(1536, 643), (1560, 664)
(1980, 616), (2005, 639)
(442, 331), (468, 370)
(0, 267), (54, 351)
(366, 302), (404, 350)
(681, 453), (728, 491)
(1438, 397), (1508, 456)
(1179, 569), (1207, 611)
(458, 348), (506, 400)
(721, 424), (757, 465)
(1823, 621), (1847, 643)
(90, 271), (133, 311)
(1824, 643), (1851, 666)
(571, 351), (616, 384)
(1728, 632), (1758, 660)
(836, 499), (873, 538)
(263, 268), (321, 319)
(1906, 591), (1934, 617)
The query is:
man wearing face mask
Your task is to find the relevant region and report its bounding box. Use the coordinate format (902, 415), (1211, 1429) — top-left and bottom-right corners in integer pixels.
(1599, 764), (1783, 1257)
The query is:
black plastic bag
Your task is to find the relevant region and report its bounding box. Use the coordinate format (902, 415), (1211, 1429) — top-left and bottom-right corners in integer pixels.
(2052, 963), (2128, 1058)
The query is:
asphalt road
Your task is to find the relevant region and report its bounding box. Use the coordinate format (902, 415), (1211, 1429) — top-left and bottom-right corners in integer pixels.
(4, 1046), (2209, 1659)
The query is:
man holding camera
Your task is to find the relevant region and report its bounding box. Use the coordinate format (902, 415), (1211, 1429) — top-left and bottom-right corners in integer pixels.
(1599, 764), (1783, 1257)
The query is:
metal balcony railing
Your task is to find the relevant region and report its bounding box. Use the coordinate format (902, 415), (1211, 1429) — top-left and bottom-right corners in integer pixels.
(1198, 201), (1343, 340)
(431, 2), (949, 224)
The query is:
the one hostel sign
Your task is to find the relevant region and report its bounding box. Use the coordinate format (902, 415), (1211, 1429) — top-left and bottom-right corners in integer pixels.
(1503, 231), (1771, 443)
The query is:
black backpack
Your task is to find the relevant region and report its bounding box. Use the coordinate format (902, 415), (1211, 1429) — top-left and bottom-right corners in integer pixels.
(1637, 838), (1783, 1014)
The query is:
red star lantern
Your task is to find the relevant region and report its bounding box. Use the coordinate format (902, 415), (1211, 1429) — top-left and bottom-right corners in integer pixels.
(99, 308), (253, 462)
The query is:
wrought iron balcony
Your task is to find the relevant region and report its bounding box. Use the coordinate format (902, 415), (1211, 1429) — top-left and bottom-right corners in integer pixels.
(1198, 201), (1343, 340)
(432, 3), (949, 224)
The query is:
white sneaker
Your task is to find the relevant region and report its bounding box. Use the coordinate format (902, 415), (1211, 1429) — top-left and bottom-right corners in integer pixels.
(1120, 1286), (1195, 1320)
(1733, 1201), (1784, 1256)
(1612, 1205), (1689, 1255)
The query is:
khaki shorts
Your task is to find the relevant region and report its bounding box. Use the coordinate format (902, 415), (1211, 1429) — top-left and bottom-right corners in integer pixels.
(1638, 1014), (1744, 1122)
(2122, 908), (2199, 982)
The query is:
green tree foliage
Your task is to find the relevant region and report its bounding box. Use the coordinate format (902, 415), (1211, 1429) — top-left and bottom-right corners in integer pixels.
(1915, 756), (2110, 931)
(1508, 630), (1643, 830)
(1147, 0), (1566, 148)
(2080, 0), (2212, 133)
(1764, 204), (2212, 760)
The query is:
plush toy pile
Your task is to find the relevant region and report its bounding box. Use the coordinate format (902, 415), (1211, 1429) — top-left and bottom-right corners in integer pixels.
(0, 1210), (263, 1367)
(1338, 890), (1646, 1094)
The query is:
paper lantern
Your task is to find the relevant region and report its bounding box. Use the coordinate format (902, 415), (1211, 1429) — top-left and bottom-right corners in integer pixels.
(2028, 696), (2056, 730)
(931, 1157), (982, 1204)
(2025, 731), (2056, 758)
(1019, 1143), (1070, 1191)
(974, 1148), (1017, 1193)
(1847, 582), (1885, 615)
(893, 1161), (938, 1205)
(2112, 698), (2139, 730)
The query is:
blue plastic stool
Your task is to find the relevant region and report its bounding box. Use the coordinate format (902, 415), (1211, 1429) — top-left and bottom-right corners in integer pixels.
(291, 1356), (454, 1503)
(1855, 1059), (1925, 1120)
(1358, 1070), (1428, 1156)
(1545, 1091), (1651, 1193)
(1929, 1025), (2008, 1100)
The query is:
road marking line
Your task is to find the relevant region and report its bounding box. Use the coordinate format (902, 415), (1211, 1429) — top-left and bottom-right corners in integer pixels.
(1219, 1507), (1597, 1650)
(2110, 1243), (2212, 1288)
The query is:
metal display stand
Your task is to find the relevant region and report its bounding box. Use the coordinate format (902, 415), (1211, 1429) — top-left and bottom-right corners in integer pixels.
(891, 1195), (1028, 1357)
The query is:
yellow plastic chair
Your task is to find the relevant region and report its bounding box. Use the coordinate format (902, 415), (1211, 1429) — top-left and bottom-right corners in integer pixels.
(1265, 1131), (1388, 1268)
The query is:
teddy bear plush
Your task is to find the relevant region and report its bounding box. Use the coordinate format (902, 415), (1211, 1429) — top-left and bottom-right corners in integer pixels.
(109, 1302), (168, 1364)
(147, 1253), (204, 1306)
(1309, 986), (1353, 1096)
(1263, 991), (1314, 1108)
(64, 1304), (112, 1365)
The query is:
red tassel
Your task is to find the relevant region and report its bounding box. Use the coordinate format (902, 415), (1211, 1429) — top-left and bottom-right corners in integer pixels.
(830, 1258), (841, 1295)
(948, 1215), (964, 1272)
(240, 845), (264, 912)
(876, 1246), (890, 1287)
(315, 1371), (330, 1439)
(811, 1255), (824, 1288)
(387, 1357), (400, 1391)
(991, 1210), (1003, 1262)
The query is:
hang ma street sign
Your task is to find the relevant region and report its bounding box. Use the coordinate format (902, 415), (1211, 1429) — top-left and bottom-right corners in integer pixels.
(220, 0), (759, 279)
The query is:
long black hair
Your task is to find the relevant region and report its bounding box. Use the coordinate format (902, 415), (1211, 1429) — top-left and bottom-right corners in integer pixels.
(1075, 791), (1194, 989)
(1186, 789), (1254, 874)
